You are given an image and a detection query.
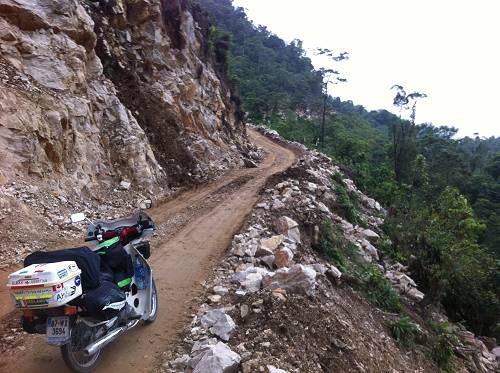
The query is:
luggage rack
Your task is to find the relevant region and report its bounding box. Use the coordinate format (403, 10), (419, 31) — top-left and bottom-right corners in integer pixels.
(85, 212), (154, 242)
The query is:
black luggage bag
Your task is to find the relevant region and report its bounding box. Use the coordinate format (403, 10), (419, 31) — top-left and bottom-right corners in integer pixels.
(24, 247), (101, 290)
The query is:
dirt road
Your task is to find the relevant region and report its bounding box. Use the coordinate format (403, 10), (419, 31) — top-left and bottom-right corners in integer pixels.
(0, 129), (296, 373)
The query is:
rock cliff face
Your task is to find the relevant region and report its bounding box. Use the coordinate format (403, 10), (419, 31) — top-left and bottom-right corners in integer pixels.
(0, 0), (247, 192)
(92, 0), (247, 184)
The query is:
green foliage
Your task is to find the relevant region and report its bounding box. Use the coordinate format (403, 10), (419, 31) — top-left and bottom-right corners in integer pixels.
(390, 316), (419, 347)
(357, 265), (402, 313)
(313, 220), (349, 272)
(332, 175), (360, 224)
(429, 322), (459, 372)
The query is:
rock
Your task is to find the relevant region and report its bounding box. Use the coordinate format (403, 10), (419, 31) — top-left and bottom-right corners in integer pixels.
(213, 286), (229, 296)
(191, 341), (240, 373)
(260, 255), (275, 269)
(256, 202), (269, 209)
(240, 304), (249, 319)
(478, 336), (497, 351)
(119, 180), (131, 190)
(255, 246), (274, 258)
(190, 338), (219, 367)
(273, 216), (301, 243)
(359, 239), (379, 261)
(406, 287), (425, 302)
(208, 295), (221, 304)
(316, 201), (330, 214)
(272, 289), (286, 301)
(271, 199), (285, 210)
(138, 199), (152, 209)
(267, 365), (288, 373)
(200, 309), (236, 341)
(260, 235), (284, 252)
(274, 247), (294, 268)
(361, 228), (380, 242)
(169, 354), (190, 370)
(70, 212), (85, 223)
(263, 264), (317, 295)
(492, 347), (500, 361)
(325, 264), (342, 285)
(243, 159), (258, 168)
(232, 267), (269, 293)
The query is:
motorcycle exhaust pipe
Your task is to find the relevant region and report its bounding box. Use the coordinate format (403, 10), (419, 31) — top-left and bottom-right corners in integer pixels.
(84, 320), (140, 356)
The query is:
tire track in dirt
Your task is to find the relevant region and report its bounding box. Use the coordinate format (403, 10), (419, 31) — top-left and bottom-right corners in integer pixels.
(0, 129), (297, 373)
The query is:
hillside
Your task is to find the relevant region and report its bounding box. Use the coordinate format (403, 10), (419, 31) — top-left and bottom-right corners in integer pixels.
(199, 0), (500, 345)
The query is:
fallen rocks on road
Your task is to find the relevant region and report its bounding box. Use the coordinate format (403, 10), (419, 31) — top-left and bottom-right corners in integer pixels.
(200, 309), (237, 342)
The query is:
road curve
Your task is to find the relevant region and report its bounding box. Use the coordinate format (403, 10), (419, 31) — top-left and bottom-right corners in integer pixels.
(0, 129), (297, 373)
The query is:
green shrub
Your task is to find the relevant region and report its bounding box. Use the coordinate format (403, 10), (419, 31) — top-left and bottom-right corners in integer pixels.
(332, 175), (360, 224)
(314, 220), (348, 272)
(390, 316), (419, 347)
(357, 265), (402, 313)
(430, 322), (458, 372)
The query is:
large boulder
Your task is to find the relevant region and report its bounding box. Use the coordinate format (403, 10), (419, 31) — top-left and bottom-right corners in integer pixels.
(260, 235), (284, 252)
(200, 309), (236, 341)
(263, 264), (316, 295)
(232, 266), (269, 293)
(191, 339), (240, 373)
(360, 228), (380, 243)
(273, 216), (301, 243)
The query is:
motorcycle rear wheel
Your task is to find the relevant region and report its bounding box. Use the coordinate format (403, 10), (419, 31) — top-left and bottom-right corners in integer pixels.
(61, 339), (102, 373)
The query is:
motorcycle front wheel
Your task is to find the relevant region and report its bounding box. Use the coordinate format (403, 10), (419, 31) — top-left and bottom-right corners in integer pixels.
(61, 334), (102, 373)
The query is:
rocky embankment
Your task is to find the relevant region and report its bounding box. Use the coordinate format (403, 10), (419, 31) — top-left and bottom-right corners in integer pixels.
(0, 0), (260, 267)
(162, 128), (500, 373)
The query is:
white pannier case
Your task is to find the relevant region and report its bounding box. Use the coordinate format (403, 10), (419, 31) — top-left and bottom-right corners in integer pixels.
(7, 261), (82, 309)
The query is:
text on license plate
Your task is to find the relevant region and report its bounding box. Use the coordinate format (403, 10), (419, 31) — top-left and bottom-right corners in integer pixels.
(47, 316), (70, 345)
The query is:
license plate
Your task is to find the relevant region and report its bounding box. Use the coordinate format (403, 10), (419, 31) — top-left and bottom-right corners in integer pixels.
(47, 316), (70, 345)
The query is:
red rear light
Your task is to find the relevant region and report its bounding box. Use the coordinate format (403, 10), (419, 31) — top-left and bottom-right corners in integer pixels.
(64, 306), (78, 316)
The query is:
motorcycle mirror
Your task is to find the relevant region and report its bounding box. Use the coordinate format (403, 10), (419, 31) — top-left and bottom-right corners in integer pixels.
(70, 212), (86, 223)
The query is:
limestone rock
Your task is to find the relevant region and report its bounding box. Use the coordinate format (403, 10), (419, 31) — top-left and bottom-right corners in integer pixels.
(263, 264), (316, 295)
(200, 309), (236, 341)
(361, 228), (380, 242)
(191, 341), (241, 373)
(267, 365), (288, 373)
(232, 266), (269, 293)
(273, 216), (301, 243)
(260, 235), (284, 252)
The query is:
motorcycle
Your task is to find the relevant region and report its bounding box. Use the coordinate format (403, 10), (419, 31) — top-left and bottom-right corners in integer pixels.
(6, 212), (158, 372)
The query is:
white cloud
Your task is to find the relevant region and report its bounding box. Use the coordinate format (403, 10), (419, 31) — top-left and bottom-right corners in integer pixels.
(232, 0), (500, 137)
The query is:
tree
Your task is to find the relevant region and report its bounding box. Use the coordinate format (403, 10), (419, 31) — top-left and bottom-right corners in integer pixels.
(390, 85), (427, 183)
(315, 50), (349, 149)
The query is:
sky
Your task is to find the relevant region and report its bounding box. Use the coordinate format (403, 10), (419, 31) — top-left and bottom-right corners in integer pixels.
(232, 0), (500, 138)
